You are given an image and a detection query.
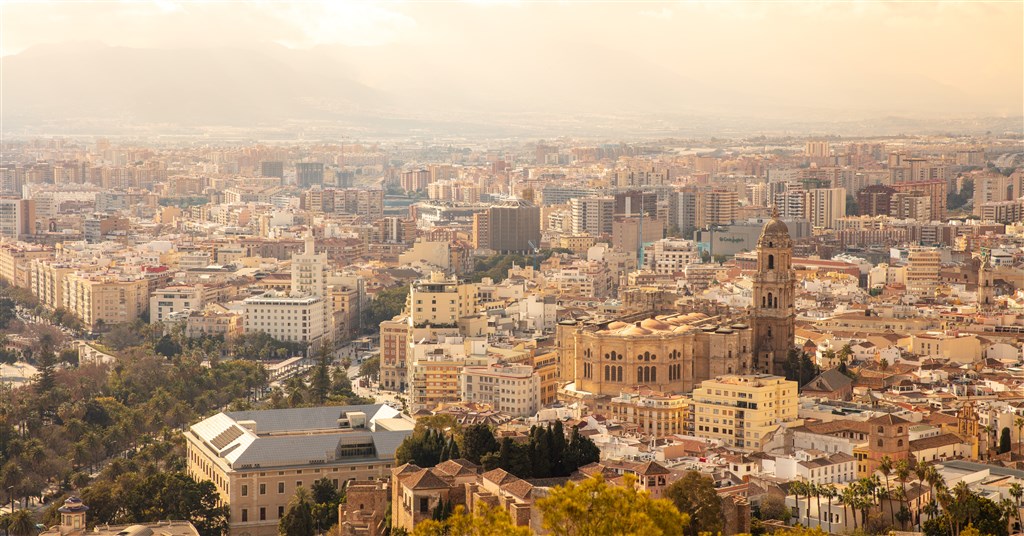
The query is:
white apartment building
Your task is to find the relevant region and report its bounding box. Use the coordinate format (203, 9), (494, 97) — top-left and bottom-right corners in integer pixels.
(242, 293), (326, 345)
(460, 363), (541, 417)
(150, 285), (206, 324)
(569, 196), (615, 236)
(644, 238), (700, 275)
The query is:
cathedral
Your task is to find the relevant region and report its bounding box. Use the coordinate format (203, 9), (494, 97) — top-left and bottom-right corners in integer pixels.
(557, 211), (796, 399)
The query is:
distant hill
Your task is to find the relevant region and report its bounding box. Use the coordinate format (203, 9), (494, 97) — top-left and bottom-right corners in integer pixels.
(2, 42), (388, 127)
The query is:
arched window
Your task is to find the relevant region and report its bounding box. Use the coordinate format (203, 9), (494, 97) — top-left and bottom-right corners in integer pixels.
(898, 439), (904, 447)
(617, 366), (623, 382)
(604, 365), (610, 381)
(774, 296), (779, 308)
(877, 439), (883, 447)
(768, 254), (774, 269)
(638, 366), (644, 383)
(762, 296), (766, 307)
(651, 367), (657, 382)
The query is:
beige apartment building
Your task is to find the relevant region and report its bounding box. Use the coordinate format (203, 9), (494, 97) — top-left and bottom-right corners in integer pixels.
(691, 374), (798, 451)
(62, 272), (150, 329)
(380, 316), (411, 391)
(409, 272), (477, 327)
(0, 241), (52, 289)
(460, 363), (540, 417)
(905, 247), (941, 294)
(187, 405), (413, 536)
(186, 305), (244, 340)
(608, 390), (690, 438)
(31, 259), (76, 310)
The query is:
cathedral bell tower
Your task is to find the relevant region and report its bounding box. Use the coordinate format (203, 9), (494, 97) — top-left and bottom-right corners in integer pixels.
(978, 252), (994, 307)
(751, 208), (796, 375)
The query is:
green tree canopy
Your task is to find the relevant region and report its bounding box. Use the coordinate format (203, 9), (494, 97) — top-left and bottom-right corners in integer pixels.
(664, 471), (724, 536)
(537, 474), (689, 536)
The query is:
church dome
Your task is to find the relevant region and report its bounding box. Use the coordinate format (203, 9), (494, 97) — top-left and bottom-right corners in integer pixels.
(762, 217), (789, 236)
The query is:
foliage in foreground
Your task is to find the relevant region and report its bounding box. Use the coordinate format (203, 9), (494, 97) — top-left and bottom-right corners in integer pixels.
(412, 504), (531, 536)
(536, 473), (689, 536)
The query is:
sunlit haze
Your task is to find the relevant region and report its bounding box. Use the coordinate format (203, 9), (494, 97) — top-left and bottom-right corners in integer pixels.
(2, 1), (1022, 137)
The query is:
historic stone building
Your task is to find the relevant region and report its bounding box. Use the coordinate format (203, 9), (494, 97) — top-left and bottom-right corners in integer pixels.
(750, 210), (797, 375)
(557, 213), (796, 408)
(557, 312), (754, 397)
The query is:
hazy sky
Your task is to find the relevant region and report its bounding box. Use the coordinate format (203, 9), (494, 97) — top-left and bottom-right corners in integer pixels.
(3, 1), (1022, 123)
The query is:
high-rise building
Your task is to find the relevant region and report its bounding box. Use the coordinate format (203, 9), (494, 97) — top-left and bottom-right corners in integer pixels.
(569, 196), (615, 236)
(0, 198), (35, 239)
(805, 141), (830, 158)
(612, 214), (663, 262)
(483, 199), (540, 254)
(805, 187), (846, 229)
(906, 247), (941, 293)
(857, 184), (897, 216)
(400, 169), (431, 192)
(260, 161), (284, 179)
(750, 210), (796, 374)
(295, 162), (324, 188)
(973, 172), (1024, 217)
(614, 190), (658, 217)
(891, 181), (947, 221)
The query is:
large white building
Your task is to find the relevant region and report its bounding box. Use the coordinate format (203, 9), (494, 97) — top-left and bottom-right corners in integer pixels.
(243, 294), (327, 345)
(643, 238), (701, 275)
(150, 285), (206, 324)
(242, 231), (331, 347)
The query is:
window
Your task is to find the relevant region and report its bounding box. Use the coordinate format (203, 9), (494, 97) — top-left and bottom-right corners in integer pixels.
(260, 508), (266, 521)
(419, 498), (429, 513)
(241, 485), (248, 497)
(278, 506), (285, 518)
(279, 482), (285, 493)
(260, 483), (266, 495)
(241, 509), (248, 522)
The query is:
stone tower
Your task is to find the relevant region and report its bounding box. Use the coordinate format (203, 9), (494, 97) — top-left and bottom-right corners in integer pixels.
(750, 209), (796, 375)
(978, 252), (994, 307)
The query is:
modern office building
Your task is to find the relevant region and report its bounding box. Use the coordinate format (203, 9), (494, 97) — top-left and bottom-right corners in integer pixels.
(296, 162), (324, 188)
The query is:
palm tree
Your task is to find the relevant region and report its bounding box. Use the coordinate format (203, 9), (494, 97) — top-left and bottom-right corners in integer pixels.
(1000, 497), (1017, 535)
(878, 456), (895, 526)
(810, 482), (822, 529)
(7, 510), (36, 536)
(841, 485), (857, 530)
(821, 484), (837, 533)
(1016, 417), (1024, 457)
(1010, 482), (1023, 533)
(790, 480), (805, 524)
(895, 459), (911, 529)
(914, 463), (930, 529)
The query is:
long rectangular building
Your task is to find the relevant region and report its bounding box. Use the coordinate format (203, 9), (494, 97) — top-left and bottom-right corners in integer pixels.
(186, 405), (414, 536)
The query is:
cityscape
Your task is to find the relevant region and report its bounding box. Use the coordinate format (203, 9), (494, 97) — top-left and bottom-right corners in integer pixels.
(1, 2), (1023, 536)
